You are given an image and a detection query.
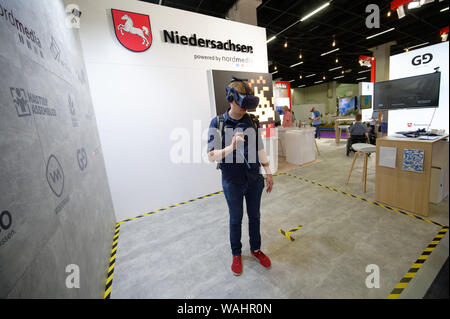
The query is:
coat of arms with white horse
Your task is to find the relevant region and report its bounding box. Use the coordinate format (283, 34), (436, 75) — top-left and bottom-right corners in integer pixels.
(111, 9), (152, 52)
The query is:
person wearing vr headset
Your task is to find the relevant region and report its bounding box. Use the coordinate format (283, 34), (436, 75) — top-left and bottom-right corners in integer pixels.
(207, 77), (274, 276)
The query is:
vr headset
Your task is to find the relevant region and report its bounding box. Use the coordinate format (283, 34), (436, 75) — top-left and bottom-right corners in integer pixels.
(225, 76), (259, 110)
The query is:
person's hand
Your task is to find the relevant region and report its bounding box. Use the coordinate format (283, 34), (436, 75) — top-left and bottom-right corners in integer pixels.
(266, 174), (273, 193)
(231, 133), (245, 150)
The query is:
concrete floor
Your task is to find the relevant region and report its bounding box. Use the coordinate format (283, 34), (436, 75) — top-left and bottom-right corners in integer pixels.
(110, 138), (449, 299)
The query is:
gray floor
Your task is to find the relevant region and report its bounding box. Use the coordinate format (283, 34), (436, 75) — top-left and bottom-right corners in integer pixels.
(110, 139), (449, 299)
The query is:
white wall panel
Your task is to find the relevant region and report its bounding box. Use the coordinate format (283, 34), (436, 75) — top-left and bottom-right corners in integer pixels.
(71, 0), (268, 220)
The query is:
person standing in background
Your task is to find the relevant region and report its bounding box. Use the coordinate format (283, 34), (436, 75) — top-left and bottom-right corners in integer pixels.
(378, 110), (388, 137)
(282, 106), (292, 127)
(310, 107), (321, 138)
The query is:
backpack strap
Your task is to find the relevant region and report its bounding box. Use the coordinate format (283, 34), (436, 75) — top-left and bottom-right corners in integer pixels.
(216, 114), (225, 170)
(247, 114), (259, 152)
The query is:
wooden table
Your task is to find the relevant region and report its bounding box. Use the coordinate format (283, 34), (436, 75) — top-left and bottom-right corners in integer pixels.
(334, 118), (355, 144)
(375, 135), (449, 217)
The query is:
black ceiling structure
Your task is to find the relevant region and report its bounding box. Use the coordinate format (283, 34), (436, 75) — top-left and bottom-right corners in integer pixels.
(140, 0), (449, 88)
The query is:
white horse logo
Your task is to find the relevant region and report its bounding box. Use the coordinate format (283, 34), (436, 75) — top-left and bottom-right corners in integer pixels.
(117, 14), (150, 46)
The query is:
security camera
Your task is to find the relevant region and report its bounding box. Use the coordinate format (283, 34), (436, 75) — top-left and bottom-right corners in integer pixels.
(71, 8), (82, 18)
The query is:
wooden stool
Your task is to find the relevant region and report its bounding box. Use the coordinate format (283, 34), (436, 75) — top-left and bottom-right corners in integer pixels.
(346, 143), (376, 193)
(314, 139), (320, 156)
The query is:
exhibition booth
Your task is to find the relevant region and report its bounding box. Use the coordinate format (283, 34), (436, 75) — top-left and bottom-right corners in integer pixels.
(0, 0), (448, 300)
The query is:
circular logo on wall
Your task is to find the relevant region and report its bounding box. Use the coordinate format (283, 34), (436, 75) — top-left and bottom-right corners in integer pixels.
(111, 9), (152, 52)
(77, 148), (88, 171)
(46, 155), (64, 197)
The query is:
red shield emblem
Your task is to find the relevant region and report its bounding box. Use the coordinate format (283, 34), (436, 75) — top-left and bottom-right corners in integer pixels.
(407, 123), (413, 127)
(111, 9), (152, 52)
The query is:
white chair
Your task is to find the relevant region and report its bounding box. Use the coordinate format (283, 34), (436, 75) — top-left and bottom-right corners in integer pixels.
(346, 143), (377, 193)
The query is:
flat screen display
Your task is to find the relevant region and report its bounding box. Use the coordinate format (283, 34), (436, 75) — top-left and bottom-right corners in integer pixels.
(373, 72), (441, 111)
(359, 95), (372, 110)
(339, 97), (356, 115)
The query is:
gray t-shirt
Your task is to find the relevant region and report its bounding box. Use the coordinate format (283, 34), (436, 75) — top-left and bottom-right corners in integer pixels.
(349, 122), (368, 136)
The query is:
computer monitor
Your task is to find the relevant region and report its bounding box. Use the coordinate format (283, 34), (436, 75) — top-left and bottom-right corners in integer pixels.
(373, 72), (441, 111)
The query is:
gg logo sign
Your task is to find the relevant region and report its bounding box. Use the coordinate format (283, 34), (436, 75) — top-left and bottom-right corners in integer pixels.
(412, 53), (433, 66)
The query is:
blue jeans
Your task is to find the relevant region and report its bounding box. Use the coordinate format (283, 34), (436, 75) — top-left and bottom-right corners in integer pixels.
(222, 173), (265, 256)
(313, 124), (320, 138)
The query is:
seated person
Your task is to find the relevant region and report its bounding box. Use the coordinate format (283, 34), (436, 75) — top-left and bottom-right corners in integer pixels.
(346, 113), (369, 156)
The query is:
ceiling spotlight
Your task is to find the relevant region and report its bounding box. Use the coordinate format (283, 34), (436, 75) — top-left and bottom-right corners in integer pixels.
(321, 48), (339, 56)
(290, 61), (304, 68)
(323, 75), (326, 80)
(328, 66), (342, 71)
(420, 0), (435, 5)
(266, 36), (276, 43)
(404, 42), (430, 51)
(396, 5), (406, 19)
(299, 74), (303, 79)
(300, 2), (331, 22)
(284, 40), (288, 48)
(366, 28), (395, 40)
(387, 11), (391, 17)
(408, 1), (421, 9)
(299, 52), (303, 59)
(274, 65), (278, 70)
(332, 35), (336, 47)
(335, 57), (339, 63)
(341, 70), (345, 74)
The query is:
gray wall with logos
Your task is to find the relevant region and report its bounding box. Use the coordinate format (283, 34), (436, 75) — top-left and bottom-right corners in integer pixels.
(0, 0), (116, 298)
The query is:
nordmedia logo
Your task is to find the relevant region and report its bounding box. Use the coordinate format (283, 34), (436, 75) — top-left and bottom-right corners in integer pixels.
(111, 9), (152, 52)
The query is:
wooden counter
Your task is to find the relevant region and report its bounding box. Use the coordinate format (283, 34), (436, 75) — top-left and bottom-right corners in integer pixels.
(375, 135), (449, 217)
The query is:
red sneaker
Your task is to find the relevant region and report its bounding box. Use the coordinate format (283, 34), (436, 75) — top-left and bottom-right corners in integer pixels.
(251, 250), (271, 269)
(231, 256), (242, 276)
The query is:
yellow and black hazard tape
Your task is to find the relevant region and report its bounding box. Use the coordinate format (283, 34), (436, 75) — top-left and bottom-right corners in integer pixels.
(103, 190), (224, 297)
(117, 190), (224, 225)
(387, 226), (449, 299)
(278, 225), (303, 241)
(104, 223), (120, 299)
(280, 172), (448, 228)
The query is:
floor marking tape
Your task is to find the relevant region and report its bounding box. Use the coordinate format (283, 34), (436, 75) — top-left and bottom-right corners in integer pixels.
(386, 227), (448, 299)
(104, 223), (120, 299)
(278, 225), (303, 241)
(279, 172), (448, 228)
(117, 191), (224, 225)
(280, 172), (449, 299)
(104, 190), (224, 297)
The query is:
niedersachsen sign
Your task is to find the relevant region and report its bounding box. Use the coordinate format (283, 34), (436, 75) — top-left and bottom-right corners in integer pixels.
(163, 30), (254, 54)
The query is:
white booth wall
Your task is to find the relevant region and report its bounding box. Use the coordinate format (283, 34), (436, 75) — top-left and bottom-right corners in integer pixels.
(388, 42), (449, 135)
(70, 0), (268, 220)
